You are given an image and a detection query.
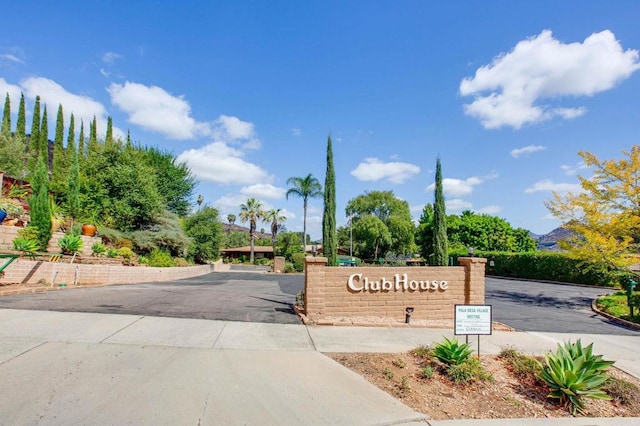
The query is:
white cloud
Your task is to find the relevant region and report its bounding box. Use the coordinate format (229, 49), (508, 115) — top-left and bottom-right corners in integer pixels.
(20, 76), (124, 139)
(460, 30), (640, 129)
(561, 162), (589, 175)
(524, 179), (581, 194)
(108, 81), (207, 140)
(446, 199), (473, 212)
(351, 158), (420, 184)
(102, 52), (123, 65)
(240, 183), (286, 199)
(214, 194), (248, 213)
(511, 145), (547, 158)
(291, 128), (302, 136)
(477, 205), (502, 214)
(211, 114), (260, 149)
(177, 141), (271, 185)
(0, 78), (23, 110)
(0, 53), (24, 64)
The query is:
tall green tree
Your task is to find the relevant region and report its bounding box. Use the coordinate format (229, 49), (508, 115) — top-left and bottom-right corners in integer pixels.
(322, 135), (337, 266)
(433, 157), (448, 265)
(184, 206), (222, 264)
(78, 120), (85, 158)
(264, 208), (287, 257)
(39, 105), (49, 174)
(51, 104), (67, 196)
(27, 96), (41, 174)
(16, 93), (27, 177)
(0, 93), (23, 177)
(87, 116), (99, 158)
(286, 173), (322, 249)
(415, 204), (435, 260)
(105, 116), (114, 149)
(28, 157), (52, 250)
(1, 93), (10, 136)
(65, 114), (80, 229)
(346, 190), (415, 259)
(239, 197), (265, 263)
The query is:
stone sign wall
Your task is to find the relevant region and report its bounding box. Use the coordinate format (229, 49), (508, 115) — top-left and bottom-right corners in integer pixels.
(303, 256), (486, 323)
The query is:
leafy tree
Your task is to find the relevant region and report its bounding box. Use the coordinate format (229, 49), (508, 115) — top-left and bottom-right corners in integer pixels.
(546, 147), (640, 271)
(87, 116), (99, 158)
(224, 230), (249, 248)
(239, 197), (265, 263)
(286, 173), (322, 249)
(28, 157), (52, 250)
(353, 215), (392, 260)
(415, 204), (435, 260)
(105, 116), (114, 149)
(78, 120), (85, 158)
(322, 135), (337, 266)
(264, 208), (287, 257)
(138, 147), (195, 216)
(39, 105), (49, 174)
(433, 157), (448, 265)
(183, 206), (222, 263)
(17, 93), (26, 175)
(346, 190), (415, 259)
(130, 210), (191, 257)
(227, 214), (236, 226)
(277, 231), (304, 261)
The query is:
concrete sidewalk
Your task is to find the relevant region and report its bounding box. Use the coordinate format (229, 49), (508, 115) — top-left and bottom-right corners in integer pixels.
(0, 308), (638, 425)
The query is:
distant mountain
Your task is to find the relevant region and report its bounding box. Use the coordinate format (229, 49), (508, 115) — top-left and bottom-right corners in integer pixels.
(222, 223), (271, 239)
(534, 227), (575, 251)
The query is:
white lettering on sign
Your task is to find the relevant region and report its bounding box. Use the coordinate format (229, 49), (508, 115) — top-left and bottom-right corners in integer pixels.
(347, 273), (448, 292)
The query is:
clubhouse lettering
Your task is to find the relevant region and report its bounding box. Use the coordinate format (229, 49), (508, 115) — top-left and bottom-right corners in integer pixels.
(347, 273), (449, 292)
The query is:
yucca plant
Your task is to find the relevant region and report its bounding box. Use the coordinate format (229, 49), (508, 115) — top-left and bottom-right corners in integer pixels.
(538, 339), (614, 414)
(58, 233), (83, 255)
(433, 336), (474, 365)
(91, 242), (106, 257)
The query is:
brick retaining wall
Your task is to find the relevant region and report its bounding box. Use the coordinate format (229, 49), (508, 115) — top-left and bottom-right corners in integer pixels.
(0, 224), (99, 257)
(303, 256), (486, 322)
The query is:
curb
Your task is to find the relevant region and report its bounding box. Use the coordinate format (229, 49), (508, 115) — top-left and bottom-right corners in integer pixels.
(591, 299), (640, 331)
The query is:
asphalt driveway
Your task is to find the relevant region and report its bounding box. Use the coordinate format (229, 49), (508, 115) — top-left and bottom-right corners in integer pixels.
(0, 272), (305, 324)
(0, 272), (637, 334)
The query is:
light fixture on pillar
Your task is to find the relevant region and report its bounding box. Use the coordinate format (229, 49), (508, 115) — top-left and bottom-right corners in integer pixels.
(468, 246), (474, 257)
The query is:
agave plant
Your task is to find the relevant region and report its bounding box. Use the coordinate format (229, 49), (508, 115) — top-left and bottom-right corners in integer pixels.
(538, 339), (614, 414)
(433, 336), (474, 366)
(12, 236), (39, 255)
(58, 233), (83, 255)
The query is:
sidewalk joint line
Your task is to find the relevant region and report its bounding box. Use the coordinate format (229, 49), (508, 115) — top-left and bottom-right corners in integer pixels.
(211, 321), (228, 348)
(99, 316), (145, 343)
(0, 340), (47, 367)
(305, 324), (317, 351)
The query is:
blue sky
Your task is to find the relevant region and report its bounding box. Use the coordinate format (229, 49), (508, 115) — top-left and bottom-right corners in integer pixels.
(2, 1), (640, 239)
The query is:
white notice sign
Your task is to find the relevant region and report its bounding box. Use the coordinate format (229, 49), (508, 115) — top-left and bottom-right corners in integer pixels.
(455, 305), (492, 335)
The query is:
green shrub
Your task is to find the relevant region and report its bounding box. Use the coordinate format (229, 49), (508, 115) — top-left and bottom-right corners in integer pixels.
(284, 262), (295, 273)
(291, 253), (305, 272)
(392, 358), (406, 369)
(383, 367), (394, 380)
(0, 198), (25, 219)
(12, 237), (39, 255)
(499, 347), (542, 382)
(419, 366), (434, 379)
(433, 336), (473, 366)
(106, 248), (119, 258)
(538, 339), (614, 414)
(147, 248), (175, 267)
(413, 345), (434, 360)
(91, 242), (106, 257)
(58, 233), (83, 255)
(174, 257), (191, 267)
(18, 226), (39, 241)
(137, 255), (149, 265)
(117, 247), (135, 264)
(602, 376), (640, 405)
(446, 357), (492, 384)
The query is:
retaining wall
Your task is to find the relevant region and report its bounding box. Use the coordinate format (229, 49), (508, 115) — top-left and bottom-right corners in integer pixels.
(304, 256), (486, 322)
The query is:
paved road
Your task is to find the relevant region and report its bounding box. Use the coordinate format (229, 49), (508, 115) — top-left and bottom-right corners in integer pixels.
(0, 273), (637, 335)
(0, 272), (304, 324)
(486, 277), (638, 335)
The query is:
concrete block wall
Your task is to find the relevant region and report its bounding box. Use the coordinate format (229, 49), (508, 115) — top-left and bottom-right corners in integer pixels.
(304, 256), (486, 322)
(0, 259), (223, 286)
(0, 225), (99, 257)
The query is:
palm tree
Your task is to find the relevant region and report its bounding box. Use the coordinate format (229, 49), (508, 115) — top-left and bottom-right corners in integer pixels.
(227, 214), (236, 226)
(286, 174), (323, 250)
(264, 208), (287, 257)
(239, 198), (265, 263)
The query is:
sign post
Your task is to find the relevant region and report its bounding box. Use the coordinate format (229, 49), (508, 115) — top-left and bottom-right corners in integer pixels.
(454, 305), (492, 356)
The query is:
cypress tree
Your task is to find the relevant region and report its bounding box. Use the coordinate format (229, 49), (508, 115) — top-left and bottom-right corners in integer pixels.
(66, 114), (80, 230)
(17, 93), (27, 176)
(322, 134), (337, 266)
(51, 104), (67, 195)
(87, 116), (99, 157)
(28, 156), (52, 251)
(1, 93), (10, 137)
(39, 105), (50, 175)
(78, 120), (85, 158)
(433, 157), (448, 266)
(105, 116), (113, 149)
(28, 96), (41, 174)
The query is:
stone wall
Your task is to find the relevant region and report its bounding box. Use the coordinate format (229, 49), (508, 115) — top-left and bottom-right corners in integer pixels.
(0, 258), (225, 286)
(303, 256), (486, 322)
(0, 224), (99, 257)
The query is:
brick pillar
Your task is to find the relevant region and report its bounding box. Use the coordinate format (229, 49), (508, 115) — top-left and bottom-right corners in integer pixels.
(304, 256), (327, 318)
(273, 256), (285, 273)
(458, 257), (487, 304)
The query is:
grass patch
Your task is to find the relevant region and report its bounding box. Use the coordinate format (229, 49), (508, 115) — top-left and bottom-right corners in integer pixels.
(596, 292), (640, 324)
